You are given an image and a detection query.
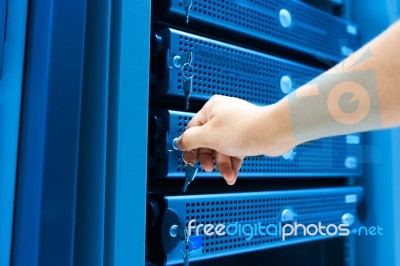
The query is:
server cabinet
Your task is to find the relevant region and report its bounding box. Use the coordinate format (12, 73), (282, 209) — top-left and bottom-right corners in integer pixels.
(12, 1), (87, 265)
(10, 0), (395, 265)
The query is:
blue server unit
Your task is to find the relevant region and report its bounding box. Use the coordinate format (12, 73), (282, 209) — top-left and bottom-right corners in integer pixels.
(156, 0), (359, 62)
(155, 28), (323, 106)
(151, 187), (363, 265)
(151, 110), (362, 178)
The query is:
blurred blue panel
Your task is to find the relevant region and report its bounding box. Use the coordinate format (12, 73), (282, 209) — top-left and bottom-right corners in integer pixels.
(352, 0), (400, 42)
(12, 0), (87, 265)
(351, 1), (400, 266)
(392, 128), (400, 266)
(0, 0), (7, 78)
(0, 0), (28, 265)
(73, 0), (111, 264)
(356, 131), (397, 266)
(104, 0), (151, 265)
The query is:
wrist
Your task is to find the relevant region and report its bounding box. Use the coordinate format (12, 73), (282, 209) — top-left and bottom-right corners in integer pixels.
(259, 100), (301, 156)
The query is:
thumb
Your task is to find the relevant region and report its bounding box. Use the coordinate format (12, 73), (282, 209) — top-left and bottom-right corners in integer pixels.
(177, 125), (211, 151)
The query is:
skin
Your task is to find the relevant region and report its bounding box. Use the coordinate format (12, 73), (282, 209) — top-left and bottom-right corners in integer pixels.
(176, 21), (400, 185)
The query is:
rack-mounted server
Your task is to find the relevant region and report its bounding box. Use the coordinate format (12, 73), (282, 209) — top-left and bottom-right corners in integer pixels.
(155, 0), (359, 62)
(149, 110), (362, 179)
(147, 187), (363, 265)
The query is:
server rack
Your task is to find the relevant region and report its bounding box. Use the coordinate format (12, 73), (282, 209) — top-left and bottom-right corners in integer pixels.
(147, 0), (363, 265)
(5, 1), (399, 265)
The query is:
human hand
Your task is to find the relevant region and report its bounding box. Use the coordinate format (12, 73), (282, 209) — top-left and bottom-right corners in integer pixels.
(175, 95), (297, 185)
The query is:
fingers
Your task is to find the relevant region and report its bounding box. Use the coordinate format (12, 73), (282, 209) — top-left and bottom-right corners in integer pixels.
(186, 95), (220, 128)
(230, 157), (243, 185)
(177, 96), (222, 151)
(178, 95), (244, 183)
(176, 106), (209, 151)
(186, 106), (207, 129)
(198, 150), (243, 185)
(215, 151), (236, 185)
(198, 148), (214, 172)
(177, 124), (214, 151)
(183, 148), (242, 185)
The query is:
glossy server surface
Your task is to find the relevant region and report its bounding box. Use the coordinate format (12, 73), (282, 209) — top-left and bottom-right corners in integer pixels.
(155, 28), (323, 106)
(157, 187), (363, 265)
(157, 0), (359, 62)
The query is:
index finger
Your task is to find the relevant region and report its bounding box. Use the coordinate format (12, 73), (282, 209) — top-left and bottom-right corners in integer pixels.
(186, 103), (208, 129)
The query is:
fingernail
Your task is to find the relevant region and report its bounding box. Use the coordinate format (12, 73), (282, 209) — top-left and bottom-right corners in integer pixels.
(225, 177), (235, 185)
(227, 180), (235, 186)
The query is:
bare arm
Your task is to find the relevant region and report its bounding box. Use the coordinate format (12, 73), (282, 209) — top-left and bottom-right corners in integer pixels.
(177, 21), (400, 185)
(273, 20), (400, 150)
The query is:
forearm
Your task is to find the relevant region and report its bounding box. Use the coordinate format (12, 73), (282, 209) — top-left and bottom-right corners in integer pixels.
(267, 21), (400, 148)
